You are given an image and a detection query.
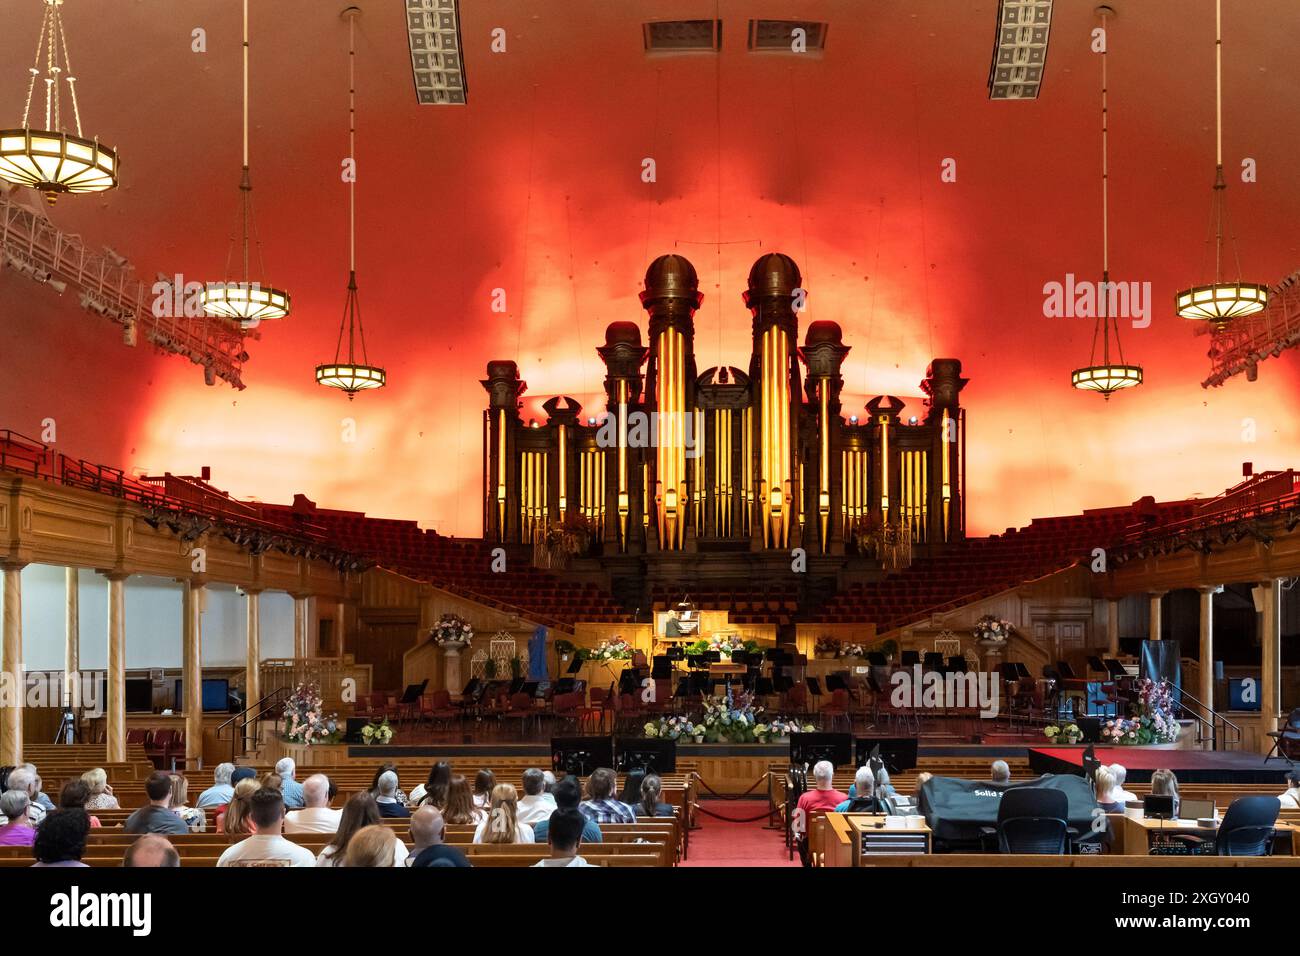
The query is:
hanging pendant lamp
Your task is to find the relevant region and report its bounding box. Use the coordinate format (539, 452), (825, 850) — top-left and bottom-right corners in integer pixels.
(1173, 0), (1267, 326)
(200, 0), (290, 326)
(1072, 6), (1142, 399)
(316, 6), (386, 399)
(0, 0), (119, 204)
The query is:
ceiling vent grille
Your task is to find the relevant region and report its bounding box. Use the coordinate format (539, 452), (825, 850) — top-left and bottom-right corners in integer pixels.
(748, 19), (828, 53)
(643, 19), (722, 53)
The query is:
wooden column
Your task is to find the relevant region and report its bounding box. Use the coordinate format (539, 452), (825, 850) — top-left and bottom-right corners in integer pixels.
(1, 564), (25, 765)
(181, 579), (205, 769)
(64, 567), (80, 707)
(335, 600), (347, 657)
(245, 589), (262, 711)
(1198, 586), (1215, 715)
(1260, 579), (1282, 746)
(293, 595), (310, 659)
(1148, 591), (1165, 642)
(1106, 598), (1120, 657)
(104, 572), (127, 763)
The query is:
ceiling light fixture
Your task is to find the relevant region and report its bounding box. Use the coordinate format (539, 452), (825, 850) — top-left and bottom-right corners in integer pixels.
(0, 0), (118, 203)
(1072, 5), (1142, 399)
(200, 0), (290, 326)
(1173, 0), (1267, 326)
(316, 6), (386, 399)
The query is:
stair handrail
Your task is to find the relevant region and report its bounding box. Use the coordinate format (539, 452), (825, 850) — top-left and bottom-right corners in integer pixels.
(1159, 678), (1241, 751)
(217, 687), (290, 761)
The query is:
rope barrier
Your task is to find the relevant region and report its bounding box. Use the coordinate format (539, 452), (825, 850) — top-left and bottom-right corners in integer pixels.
(690, 770), (771, 800)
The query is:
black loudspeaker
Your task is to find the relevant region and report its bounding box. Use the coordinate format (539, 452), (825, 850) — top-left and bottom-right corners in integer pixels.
(1077, 716), (1102, 743)
(345, 717), (369, 743)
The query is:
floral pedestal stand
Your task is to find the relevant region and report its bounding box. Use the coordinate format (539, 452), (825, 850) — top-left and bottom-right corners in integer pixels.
(978, 638), (1007, 728)
(443, 644), (465, 699)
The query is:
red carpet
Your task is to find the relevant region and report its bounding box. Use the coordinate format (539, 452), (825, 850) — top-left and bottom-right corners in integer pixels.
(680, 800), (799, 867)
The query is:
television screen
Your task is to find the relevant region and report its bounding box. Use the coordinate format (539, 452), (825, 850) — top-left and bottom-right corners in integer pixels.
(124, 678), (153, 713)
(173, 678), (233, 712)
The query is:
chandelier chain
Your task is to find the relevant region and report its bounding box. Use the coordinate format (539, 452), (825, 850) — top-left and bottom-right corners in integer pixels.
(55, 6), (83, 137)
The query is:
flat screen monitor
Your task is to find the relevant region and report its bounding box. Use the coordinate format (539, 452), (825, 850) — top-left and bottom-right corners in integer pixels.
(124, 677), (153, 713)
(789, 731), (852, 770)
(617, 737), (677, 774)
(173, 678), (233, 712)
(855, 737), (919, 772)
(551, 735), (615, 776)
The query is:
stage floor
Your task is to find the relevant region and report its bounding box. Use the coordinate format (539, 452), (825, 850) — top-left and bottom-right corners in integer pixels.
(1029, 747), (1289, 784)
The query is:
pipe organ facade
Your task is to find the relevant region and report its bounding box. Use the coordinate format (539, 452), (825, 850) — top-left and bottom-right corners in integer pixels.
(481, 254), (968, 560)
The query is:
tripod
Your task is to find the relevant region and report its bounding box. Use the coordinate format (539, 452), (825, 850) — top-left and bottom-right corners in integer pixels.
(54, 709), (79, 744)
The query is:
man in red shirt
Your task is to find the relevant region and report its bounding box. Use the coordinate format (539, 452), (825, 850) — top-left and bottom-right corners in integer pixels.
(795, 761), (848, 825)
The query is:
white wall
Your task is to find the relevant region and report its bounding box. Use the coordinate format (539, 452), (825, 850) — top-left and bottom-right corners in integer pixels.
(13, 564), (295, 670)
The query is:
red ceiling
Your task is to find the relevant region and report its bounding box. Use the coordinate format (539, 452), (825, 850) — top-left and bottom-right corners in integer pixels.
(1, 0), (1297, 537)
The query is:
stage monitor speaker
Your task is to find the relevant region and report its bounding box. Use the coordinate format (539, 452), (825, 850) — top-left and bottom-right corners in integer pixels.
(616, 737), (676, 774)
(1076, 716), (1102, 743)
(789, 732), (852, 770)
(551, 736), (614, 777)
(345, 717), (369, 744)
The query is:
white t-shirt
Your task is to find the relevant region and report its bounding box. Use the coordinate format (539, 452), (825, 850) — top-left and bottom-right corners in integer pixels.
(315, 839), (409, 867)
(472, 816), (536, 844)
(516, 794), (557, 827)
(1278, 789), (1300, 809)
(216, 834), (317, 868)
(284, 807), (343, 834)
(532, 855), (596, 867)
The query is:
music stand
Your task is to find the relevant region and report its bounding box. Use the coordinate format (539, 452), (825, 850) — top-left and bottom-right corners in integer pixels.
(922, 652), (944, 672)
(901, 650), (920, 667)
(866, 652), (887, 666)
(551, 736), (615, 777)
(566, 654), (584, 675)
(507, 677), (525, 696)
(651, 656), (673, 679)
(666, 646), (684, 661)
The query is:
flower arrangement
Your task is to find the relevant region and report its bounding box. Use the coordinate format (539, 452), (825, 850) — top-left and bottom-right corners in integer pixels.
(431, 613), (473, 647)
(1044, 723), (1082, 744)
(973, 615), (1015, 643)
(1101, 678), (1180, 745)
(683, 635), (758, 658)
(583, 637), (632, 661)
(841, 643), (868, 658)
(643, 687), (814, 744)
(282, 682), (340, 745)
(815, 636), (842, 657)
(360, 717), (394, 746)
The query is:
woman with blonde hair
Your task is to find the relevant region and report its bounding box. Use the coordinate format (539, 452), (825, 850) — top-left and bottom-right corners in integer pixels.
(443, 774), (483, 825)
(318, 793), (408, 867)
(1093, 766), (1125, 813)
(473, 783), (535, 844)
(341, 824), (400, 867)
(169, 775), (206, 833)
(216, 778), (259, 834)
(80, 769), (118, 811)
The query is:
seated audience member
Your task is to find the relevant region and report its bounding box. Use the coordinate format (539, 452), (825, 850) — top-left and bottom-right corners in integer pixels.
(216, 778), (260, 834)
(285, 774), (342, 834)
(516, 768), (557, 827)
(124, 772), (190, 835)
(836, 766), (889, 813)
(797, 761), (849, 818)
(22, 764), (54, 811)
(534, 776), (601, 845)
(342, 824), (401, 867)
(636, 774), (674, 818)
(81, 768), (119, 811)
(260, 772), (283, 795)
(409, 806), (471, 868)
(196, 763), (235, 809)
(543, 771), (557, 794)
(875, 767), (898, 798)
(579, 768), (635, 825)
(475, 783), (535, 844)
(4, 767), (46, 825)
(990, 760), (1011, 785)
(124, 834), (180, 868)
(1150, 769), (1181, 818)
(169, 774), (206, 832)
(216, 788), (316, 867)
(1279, 769), (1300, 809)
(375, 771), (411, 818)
(370, 763), (408, 804)
(411, 761), (451, 807)
(1109, 764), (1138, 806)
(317, 793), (408, 867)
(532, 808), (595, 867)
(31, 809), (90, 868)
(472, 770), (496, 810)
(59, 780), (102, 828)
(0, 791), (36, 846)
(1093, 766), (1125, 813)
(276, 758), (306, 809)
(443, 774), (484, 825)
